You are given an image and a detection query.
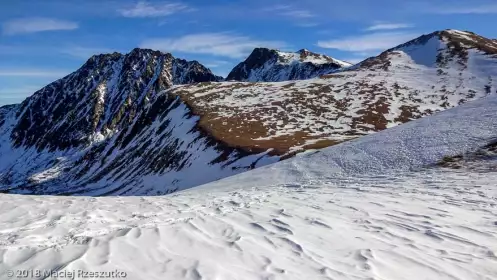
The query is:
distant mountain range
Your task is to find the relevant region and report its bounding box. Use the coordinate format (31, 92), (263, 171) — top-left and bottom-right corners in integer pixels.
(0, 29), (496, 195)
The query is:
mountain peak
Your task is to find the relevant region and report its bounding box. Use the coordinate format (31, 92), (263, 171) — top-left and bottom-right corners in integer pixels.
(439, 29), (497, 55)
(241, 48), (279, 62)
(128, 47), (169, 57)
(355, 29), (497, 72)
(9, 49), (221, 152)
(226, 48), (351, 82)
(388, 29), (497, 54)
(84, 52), (122, 67)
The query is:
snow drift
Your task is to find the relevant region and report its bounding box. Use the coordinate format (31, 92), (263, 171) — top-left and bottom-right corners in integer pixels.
(0, 91), (496, 280)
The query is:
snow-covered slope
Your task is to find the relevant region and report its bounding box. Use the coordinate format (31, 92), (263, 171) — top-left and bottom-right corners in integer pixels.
(0, 49), (276, 196)
(0, 93), (496, 280)
(226, 48), (351, 82)
(173, 29), (497, 155)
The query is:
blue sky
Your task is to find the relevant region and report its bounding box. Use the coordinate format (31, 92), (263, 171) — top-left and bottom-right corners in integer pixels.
(1, 0), (496, 105)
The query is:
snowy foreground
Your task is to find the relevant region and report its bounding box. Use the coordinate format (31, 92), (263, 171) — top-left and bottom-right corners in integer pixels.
(1, 95), (497, 279)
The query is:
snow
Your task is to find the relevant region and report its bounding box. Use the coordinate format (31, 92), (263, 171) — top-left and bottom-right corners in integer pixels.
(61, 98), (279, 196)
(0, 93), (497, 279)
(396, 36), (442, 67)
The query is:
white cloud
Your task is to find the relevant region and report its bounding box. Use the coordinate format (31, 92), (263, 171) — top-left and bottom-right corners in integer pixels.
(264, 5), (315, 18)
(119, 1), (191, 18)
(203, 60), (231, 68)
(317, 32), (419, 52)
(295, 22), (319, 28)
(433, 4), (497, 14)
(365, 23), (414, 31)
(140, 33), (288, 58)
(2, 18), (78, 35)
(0, 69), (70, 78)
(59, 46), (121, 59)
(282, 10), (314, 18)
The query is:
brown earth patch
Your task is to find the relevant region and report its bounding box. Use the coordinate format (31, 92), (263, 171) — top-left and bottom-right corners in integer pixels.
(171, 76), (429, 157)
(172, 84), (354, 156)
(394, 105), (419, 123)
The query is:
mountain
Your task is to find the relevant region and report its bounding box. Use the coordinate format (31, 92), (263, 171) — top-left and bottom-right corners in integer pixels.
(174, 29), (497, 156)
(226, 48), (352, 82)
(0, 49), (276, 196)
(10, 49), (223, 151)
(358, 29), (497, 71)
(0, 29), (496, 196)
(1, 91), (496, 279)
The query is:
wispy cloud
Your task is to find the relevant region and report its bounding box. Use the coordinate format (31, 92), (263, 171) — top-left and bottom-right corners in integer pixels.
(365, 23), (414, 31)
(0, 69), (70, 78)
(119, 1), (192, 18)
(432, 4), (497, 14)
(295, 22), (319, 28)
(0, 44), (120, 59)
(141, 33), (288, 58)
(317, 32), (419, 52)
(2, 17), (78, 35)
(282, 10), (314, 18)
(59, 46), (121, 59)
(203, 60), (231, 68)
(265, 5), (315, 18)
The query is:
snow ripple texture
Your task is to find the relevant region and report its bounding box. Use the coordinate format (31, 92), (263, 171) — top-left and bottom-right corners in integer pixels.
(0, 93), (496, 279)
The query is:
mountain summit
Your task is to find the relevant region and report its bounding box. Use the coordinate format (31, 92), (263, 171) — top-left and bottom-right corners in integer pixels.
(10, 48), (222, 151)
(358, 29), (497, 71)
(226, 48), (351, 82)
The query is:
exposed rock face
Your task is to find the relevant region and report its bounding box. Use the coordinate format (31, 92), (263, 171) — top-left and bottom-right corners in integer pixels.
(437, 140), (497, 171)
(226, 48), (351, 82)
(10, 49), (222, 151)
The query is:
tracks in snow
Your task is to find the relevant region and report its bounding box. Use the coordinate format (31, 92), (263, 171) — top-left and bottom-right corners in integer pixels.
(0, 167), (496, 279)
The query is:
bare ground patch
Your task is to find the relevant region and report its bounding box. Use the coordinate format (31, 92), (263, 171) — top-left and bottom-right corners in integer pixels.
(437, 141), (497, 171)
